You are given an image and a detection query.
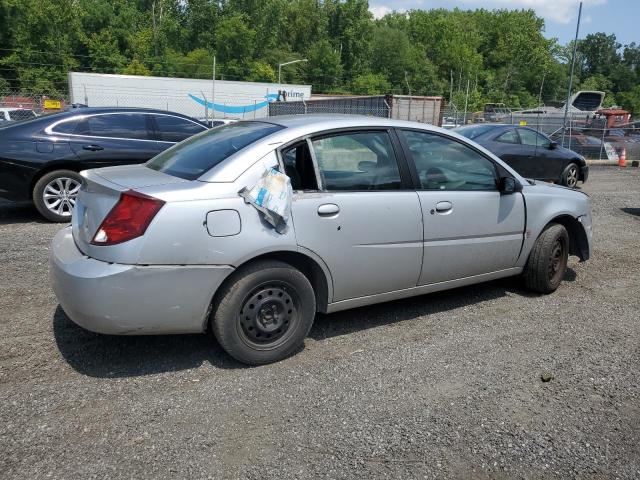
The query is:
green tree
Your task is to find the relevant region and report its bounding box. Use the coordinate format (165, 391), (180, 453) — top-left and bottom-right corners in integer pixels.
(246, 60), (277, 83)
(122, 59), (151, 76)
(351, 73), (391, 94)
(306, 39), (343, 90)
(578, 33), (621, 77)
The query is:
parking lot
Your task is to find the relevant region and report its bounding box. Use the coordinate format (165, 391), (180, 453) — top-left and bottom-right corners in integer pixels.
(0, 167), (638, 479)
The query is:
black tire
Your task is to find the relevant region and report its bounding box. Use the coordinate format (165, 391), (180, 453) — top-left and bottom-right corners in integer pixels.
(33, 169), (82, 222)
(523, 223), (569, 294)
(560, 162), (579, 188)
(211, 260), (316, 365)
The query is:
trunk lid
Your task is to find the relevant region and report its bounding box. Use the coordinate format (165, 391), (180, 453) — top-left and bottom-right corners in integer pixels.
(72, 165), (186, 258)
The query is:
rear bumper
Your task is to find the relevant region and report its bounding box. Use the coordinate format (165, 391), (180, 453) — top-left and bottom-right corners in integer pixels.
(50, 227), (234, 335)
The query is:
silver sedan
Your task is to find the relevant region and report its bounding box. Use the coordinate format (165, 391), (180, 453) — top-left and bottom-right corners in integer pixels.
(50, 115), (593, 365)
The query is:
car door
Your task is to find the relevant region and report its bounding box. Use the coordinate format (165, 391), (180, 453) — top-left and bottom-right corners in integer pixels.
(397, 129), (525, 285)
(530, 129), (565, 180)
(69, 112), (158, 167)
(286, 129), (423, 302)
(516, 127), (548, 179)
(150, 113), (208, 152)
(488, 127), (523, 170)
(497, 128), (535, 178)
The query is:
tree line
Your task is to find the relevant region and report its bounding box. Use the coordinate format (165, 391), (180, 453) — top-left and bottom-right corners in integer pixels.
(0, 0), (639, 115)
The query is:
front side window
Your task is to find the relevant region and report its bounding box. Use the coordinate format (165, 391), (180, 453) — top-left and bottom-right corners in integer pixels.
(534, 131), (551, 149)
(310, 131), (401, 191)
(400, 130), (497, 191)
(147, 121), (283, 180)
(76, 113), (151, 140)
(154, 115), (206, 142)
(517, 128), (539, 147)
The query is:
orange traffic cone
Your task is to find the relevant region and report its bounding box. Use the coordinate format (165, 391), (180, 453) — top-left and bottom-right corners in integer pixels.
(618, 148), (627, 167)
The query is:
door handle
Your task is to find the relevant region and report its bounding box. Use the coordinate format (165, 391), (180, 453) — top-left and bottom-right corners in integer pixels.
(435, 201), (452, 213)
(317, 203), (340, 217)
(82, 144), (104, 151)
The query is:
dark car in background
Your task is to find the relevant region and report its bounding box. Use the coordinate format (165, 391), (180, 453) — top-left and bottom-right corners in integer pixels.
(454, 124), (588, 188)
(0, 108), (208, 221)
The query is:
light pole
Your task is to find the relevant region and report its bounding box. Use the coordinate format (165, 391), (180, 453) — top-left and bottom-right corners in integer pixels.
(278, 59), (308, 84)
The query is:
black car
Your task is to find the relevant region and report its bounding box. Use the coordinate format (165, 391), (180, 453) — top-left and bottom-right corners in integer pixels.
(454, 124), (588, 188)
(0, 107), (208, 221)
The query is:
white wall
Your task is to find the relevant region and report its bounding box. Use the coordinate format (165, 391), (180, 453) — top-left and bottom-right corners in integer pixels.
(68, 72), (311, 120)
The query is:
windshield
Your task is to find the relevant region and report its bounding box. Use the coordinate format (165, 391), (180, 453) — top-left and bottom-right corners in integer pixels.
(454, 124), (496, 140)
(146, 121), (284, 180)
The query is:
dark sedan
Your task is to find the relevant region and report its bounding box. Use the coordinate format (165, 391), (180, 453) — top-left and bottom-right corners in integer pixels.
(454, 124), (588, 188)
(0, 107), (208, 221)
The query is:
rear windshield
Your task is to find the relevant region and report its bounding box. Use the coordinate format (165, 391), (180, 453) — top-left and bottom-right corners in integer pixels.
(146, 121), (284, 180)
(454, 124), (496, 140)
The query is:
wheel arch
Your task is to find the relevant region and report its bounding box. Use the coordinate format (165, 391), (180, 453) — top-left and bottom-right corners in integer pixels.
(29, 162), (83, 199)
(207, 249), (333, 334)
(546, 214), (589, 261)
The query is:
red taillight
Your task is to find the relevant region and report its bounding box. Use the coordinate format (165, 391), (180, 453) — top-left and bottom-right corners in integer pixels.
(91, 190), (165, 246)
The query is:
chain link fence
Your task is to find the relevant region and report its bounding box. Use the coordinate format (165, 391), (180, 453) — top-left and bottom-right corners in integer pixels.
(459, 106), (640, 164)
(2, 87), (638, 165)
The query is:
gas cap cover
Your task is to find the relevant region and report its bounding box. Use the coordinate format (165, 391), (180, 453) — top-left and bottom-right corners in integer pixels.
(206, 209), (241, 237)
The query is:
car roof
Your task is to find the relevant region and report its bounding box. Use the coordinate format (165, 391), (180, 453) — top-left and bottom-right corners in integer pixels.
(61, 106), (196, 116)
(262, 114), (445, 131)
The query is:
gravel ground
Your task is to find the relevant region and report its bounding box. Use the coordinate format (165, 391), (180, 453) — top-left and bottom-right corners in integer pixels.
(1, 167), (639, 479)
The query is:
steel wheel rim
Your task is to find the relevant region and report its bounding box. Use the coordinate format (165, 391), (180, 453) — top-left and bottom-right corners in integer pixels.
(548, 237), (567, 282)
(43, 177), (80, 217)
(237, 281), (300, 350)
(566, 166), (578, 188)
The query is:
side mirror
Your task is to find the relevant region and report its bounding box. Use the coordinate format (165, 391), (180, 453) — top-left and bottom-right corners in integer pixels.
(548, 141), (558, 150)
(498, 176), (522, 194)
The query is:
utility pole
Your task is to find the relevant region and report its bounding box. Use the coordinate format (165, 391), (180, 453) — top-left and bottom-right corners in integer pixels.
(211, 55), (216, 121)
(404, 71), (412, 96)
(562, 1), (583, 146)
(449, 70), (454, 104)
(463, 74), (470, 125)
(538, 69), (546, 107)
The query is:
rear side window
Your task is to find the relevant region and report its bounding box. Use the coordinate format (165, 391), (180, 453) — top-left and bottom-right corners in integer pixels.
(147, 121), (283, 180)
(496, 129), (519, 144)
(76, 113), (151, 140)
(154, 115), (206, 142)
(311, 131), (401, 191)
(51, 118), (79, 134)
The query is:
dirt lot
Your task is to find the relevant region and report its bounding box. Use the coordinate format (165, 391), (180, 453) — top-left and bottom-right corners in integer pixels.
(1, 167), (639, 479)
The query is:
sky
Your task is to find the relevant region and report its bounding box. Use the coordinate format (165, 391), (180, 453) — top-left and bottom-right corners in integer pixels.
(368, 0), (638, 46)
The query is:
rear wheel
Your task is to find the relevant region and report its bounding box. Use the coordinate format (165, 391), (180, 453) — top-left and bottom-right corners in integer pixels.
(523, 223), (569, 294)
(33, 170), (82, 222)
(561, 163), (579, 188)
(212, 260), (316, 365)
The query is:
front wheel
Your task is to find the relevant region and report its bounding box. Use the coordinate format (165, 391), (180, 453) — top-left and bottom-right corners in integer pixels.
(212, 260), (316, 365)
(33, 169), (82, 222)
(523, 223), (569, 294)
(561, 163), (579, 188)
